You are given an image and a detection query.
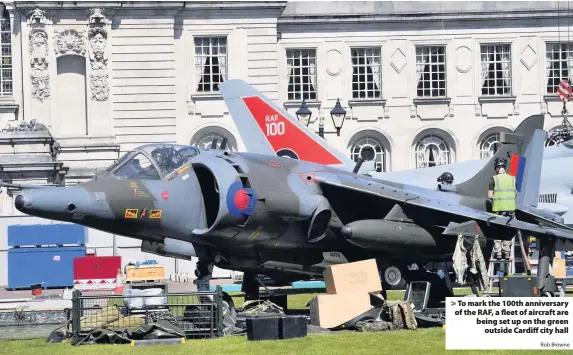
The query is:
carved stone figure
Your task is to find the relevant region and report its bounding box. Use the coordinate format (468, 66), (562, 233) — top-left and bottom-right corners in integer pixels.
(89, 8), (107, 24)
(30, 29), (48, 70)
(88, 26), (109, 101)
(90, 70), (109, 101)
(89, 27), (107, 69)
(28, 8), (48, 25)
(53, 29), (86, 57)
(30, 73), (50, 102)
(29, 28), (50, 102)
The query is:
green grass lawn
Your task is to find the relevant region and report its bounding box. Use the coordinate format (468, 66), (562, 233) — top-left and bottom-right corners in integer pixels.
(1, 327), (568, 355)
(2, 287), (569, 354)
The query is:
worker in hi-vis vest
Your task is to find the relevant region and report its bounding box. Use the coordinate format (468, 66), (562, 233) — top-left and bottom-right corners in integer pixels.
(487, 157), (517, 259)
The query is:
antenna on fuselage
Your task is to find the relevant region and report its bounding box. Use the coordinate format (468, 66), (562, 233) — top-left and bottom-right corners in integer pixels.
(352, 158), (364, 174)
(210, 138), (218, 149)
(220, 138), (228, 150)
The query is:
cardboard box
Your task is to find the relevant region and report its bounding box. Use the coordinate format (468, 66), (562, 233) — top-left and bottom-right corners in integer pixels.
(323, 259), (382, 295)
(553, 258), (566, 278)
(309, 293), (371, 329)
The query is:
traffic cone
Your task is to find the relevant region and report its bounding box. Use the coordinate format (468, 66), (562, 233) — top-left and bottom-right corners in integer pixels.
(113, 268), (124, 295)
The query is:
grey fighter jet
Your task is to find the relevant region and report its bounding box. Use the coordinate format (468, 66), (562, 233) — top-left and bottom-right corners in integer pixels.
(3, 126), (573, 304)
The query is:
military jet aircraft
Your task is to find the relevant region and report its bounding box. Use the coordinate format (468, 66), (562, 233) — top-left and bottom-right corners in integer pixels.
(4, 121), (573, 304)
(221, 79), (573, 290)
(220, 79), (573, 226)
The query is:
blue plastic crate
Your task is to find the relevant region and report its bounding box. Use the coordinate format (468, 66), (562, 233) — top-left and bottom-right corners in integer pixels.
(7, 246), (86, 289)
(8, 224), (87, 247)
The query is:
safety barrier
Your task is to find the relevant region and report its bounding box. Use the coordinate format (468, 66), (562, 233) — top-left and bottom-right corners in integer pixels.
(70, 286), (224, 339)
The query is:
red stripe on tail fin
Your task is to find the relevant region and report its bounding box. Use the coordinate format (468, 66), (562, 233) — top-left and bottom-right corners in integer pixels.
(508, 154), (519, 177)
(241, 96), (343, 165)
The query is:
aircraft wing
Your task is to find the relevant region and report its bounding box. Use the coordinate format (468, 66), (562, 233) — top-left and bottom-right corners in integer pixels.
(314, 172), (573, 246)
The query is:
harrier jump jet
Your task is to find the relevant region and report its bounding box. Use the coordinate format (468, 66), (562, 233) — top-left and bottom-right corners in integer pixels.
(4, 120), (573, 303)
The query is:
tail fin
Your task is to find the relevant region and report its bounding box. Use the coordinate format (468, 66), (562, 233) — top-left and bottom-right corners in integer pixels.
(453, 114), (545, 207)
(220, 79), (355, 168)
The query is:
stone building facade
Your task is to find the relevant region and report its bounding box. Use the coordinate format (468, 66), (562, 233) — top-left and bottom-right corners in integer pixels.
(0, 1), (570, 285)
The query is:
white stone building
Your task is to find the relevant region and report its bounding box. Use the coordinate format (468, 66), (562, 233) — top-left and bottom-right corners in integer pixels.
(0, 1), (571, 286)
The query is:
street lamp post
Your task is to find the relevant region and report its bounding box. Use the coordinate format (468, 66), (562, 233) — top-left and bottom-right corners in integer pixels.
(330, 98), (347, 136)
(295, 100), (312, 127)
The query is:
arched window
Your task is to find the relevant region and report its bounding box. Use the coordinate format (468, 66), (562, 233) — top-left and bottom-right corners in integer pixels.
(190, 126), (238, 152)
(415, 135), (450, 168)
(0, 7), (12, 96)
(350, 136), (386, 172)
(545, 125), (572, 147)
(479, 132), (503, 159)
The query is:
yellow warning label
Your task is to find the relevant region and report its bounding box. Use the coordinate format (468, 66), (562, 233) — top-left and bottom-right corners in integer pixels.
(149, 209), (162, 219)
(125, 209), (138, 218)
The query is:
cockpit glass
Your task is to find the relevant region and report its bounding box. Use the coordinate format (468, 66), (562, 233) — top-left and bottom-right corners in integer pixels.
(145, 144), (200, 176)
(109, 144), (201, 180)
(113, 153), (161, 180)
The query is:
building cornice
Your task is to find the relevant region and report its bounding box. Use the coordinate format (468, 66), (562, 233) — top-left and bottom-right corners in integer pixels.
(13, 1), (286, 11)
(278, 11), (573, 25)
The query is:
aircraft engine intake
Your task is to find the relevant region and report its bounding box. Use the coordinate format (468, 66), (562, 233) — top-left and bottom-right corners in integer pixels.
(307, 195), (333, 243)
(191, 156), (258, 237)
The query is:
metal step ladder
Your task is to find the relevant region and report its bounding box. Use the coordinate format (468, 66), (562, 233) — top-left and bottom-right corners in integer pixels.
(484, 230), (531, 296)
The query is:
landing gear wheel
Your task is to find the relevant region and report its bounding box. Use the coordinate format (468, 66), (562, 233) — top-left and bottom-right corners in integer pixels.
(542, 291), (554, 297)
(222, 291), (235, 309)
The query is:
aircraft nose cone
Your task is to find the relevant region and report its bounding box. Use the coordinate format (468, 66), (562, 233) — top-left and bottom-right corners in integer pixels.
(341, 226), (352, 237)
(14, 194), (25, 211)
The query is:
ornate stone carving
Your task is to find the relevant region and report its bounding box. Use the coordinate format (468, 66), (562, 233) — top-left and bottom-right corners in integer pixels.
(89, 8), (107, 25)
(29, 28), (50, 102)
(89, 26), (109, 101)
(90, 70), (109, 101)
(27, 8), (48, 25)
(89, 27), (107, 69)
(54, 29), (86, 57)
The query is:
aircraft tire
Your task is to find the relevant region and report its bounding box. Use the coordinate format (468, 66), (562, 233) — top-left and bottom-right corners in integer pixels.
(222, 291), (235, 309)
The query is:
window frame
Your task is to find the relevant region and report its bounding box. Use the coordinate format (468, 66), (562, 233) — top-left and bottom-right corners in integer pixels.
(349, 46), (383, 100)
(0, 7), (12, 97)
(193, 35), (228, 94)
(414, 134), (451, 169)
(414, 44), (448, 99)
(545, 42), (573, 94)
(479, 43), (513, 97)
(285, 47), (318, 102)
(478, 132), (503, 160)
(349, 135), (386, 172)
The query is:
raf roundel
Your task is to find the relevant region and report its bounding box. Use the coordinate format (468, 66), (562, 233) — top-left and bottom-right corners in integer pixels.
(226, 181), (256, 217)
(234, 189), (250, 210)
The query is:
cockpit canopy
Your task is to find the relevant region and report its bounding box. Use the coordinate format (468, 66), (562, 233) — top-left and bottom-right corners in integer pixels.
(106, 144), (201, 180)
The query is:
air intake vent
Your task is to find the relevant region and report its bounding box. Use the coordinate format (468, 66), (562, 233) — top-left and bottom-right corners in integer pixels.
(539, 193), (557, 204)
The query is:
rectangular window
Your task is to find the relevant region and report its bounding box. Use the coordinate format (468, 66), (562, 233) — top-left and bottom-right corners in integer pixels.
(415, 45), (446, 98)
(546, 43), (573, 94)
(0, 12), (12, 96)
(480, 44), (511, 96)
(286, 49), (317, 101)
(351, 47), (381, 99)
(194, 37), (227, 93)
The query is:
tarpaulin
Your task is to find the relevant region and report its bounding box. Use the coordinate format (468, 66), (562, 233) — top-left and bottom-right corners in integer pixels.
(71, 320), (186, 346)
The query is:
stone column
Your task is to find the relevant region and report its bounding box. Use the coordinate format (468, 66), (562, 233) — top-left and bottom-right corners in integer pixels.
(26, 8), (52, 127)
(87, 8), (112, 137)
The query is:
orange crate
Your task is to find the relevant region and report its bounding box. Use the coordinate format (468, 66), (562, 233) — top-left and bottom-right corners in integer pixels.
(125, 264), (165, 282)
